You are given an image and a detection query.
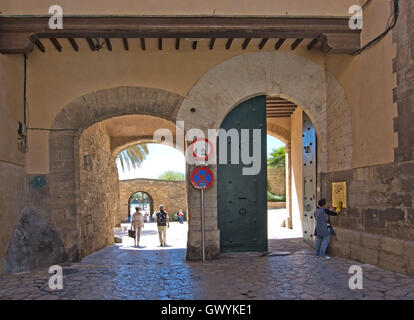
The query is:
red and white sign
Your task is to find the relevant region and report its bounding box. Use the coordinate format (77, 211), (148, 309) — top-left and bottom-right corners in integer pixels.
(189, 138), (213, 161)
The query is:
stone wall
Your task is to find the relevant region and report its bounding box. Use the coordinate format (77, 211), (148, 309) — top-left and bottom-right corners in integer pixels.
(322, 162), (414, 275)
(78, 122), (119, 258)
(119, 178), (186, 223)
(0, 54), (25, 275)
(267, 167), (285, 196)
(393, 0), (414, 163)
(0, 163), (25, 274)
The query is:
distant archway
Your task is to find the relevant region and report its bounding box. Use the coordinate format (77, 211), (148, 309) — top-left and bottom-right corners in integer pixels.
(128, 191), (154, 222)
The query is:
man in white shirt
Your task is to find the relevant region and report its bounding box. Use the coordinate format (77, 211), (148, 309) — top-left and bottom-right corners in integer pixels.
(131, 207), (145, 248)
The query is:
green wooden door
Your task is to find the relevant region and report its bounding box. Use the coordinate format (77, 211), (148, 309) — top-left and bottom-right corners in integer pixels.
(217, 96), (268, 253)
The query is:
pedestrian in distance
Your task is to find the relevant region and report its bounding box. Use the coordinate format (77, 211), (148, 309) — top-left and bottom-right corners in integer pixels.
(131, 206), (145, 248)
(155, 205), (170, 247)
(178, 209), (184, 224)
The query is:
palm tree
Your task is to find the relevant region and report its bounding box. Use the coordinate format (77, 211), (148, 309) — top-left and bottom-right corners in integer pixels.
(117, 144), (149, 172)
(267, 146), (286, 168)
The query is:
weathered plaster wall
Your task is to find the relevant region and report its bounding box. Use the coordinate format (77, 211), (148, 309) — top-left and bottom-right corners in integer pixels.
(78, 122), (119, 258)
(24, 38), (325, 174)
(327, 1), (397, 168)
(0, 54), (25, 275)
(1, 0), (361, 16)
(119, 178), (186, 223)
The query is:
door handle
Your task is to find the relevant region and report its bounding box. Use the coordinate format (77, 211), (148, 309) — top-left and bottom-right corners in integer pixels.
(238, 197), (247, 200)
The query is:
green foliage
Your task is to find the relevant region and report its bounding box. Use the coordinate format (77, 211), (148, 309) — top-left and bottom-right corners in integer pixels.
(130, 192), (149, 203)
(117, 144), (149, 172)
(267, 190), (286, 202)
(267, 146), (286, 168)
(158, 170), (185, 181)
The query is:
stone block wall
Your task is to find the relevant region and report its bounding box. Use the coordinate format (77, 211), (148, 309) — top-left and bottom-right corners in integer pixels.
(0, 163), (25, 274)
(267, 167), (285, 196)
(392, 0), (414, 163)
(323, 161), (414, 275)
(119, 178), (186, 223)
(78, 123), (119, 258)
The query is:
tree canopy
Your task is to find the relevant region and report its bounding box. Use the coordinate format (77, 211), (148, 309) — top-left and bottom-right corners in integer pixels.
(267, 146), (286, 168)
(158, 171), (185, 181)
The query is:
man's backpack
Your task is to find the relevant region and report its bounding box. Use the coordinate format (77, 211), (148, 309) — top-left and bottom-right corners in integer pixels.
(157, 211), (167, 225)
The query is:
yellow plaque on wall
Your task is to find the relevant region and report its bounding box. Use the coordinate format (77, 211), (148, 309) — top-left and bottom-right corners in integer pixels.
(332, 181), (347, 209)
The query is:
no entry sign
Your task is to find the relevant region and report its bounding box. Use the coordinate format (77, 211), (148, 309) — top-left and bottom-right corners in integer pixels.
(190, 167), (214, 190)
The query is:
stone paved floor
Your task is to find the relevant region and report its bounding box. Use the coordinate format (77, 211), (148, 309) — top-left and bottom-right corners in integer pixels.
(1, 215), (414, 300)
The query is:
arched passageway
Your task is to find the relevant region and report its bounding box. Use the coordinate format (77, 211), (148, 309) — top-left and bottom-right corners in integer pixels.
(178, 51), (352, 259)
(5, 87), (184, 272)
(128, 191), (154, 222)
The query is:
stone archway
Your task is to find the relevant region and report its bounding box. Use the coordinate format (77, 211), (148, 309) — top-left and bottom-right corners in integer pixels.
(178, 51), (352, 259)
(128, 191), (154, 221)
(6, 87), (184, 272)
(267, 123), (290, 145)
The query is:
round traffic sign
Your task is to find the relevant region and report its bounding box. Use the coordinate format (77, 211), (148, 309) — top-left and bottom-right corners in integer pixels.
(189, 138), (213, 161)
(190, 167), (214, 190)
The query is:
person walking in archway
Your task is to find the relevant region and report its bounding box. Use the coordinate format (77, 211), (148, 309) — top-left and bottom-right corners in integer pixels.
(314, 199), (341, 260)
(156, 205), (170, 247)
(178, 209), (184, 224)
(131, 207), (145, 248)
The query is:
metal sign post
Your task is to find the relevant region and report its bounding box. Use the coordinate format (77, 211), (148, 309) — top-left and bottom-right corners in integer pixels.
(201, 188), (205, 262)
(190, 166), (214, 263)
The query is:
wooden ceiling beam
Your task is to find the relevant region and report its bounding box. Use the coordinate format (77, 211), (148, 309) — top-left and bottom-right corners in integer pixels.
(274, 38), (286, 50)
(258, 38), (268, 49)
(122, 37), (129, 50)
(267, 111), (295, 114)
(226, 38), (233, 50)
(209, 38), (216, 50)
(291, 38), (304, 50)
(67, 38), (79, 51)
(86, 38), (96, 51)
(0, 16), (361, 54)
(267, 102), (296, 104)
(104, 37), (112, 51)
(34, 39), (45, 52)
(242, 38), (251, 50)
(266, 114), (294, 118)
(266, 108), (296, 111)
(266, 111), (296, 115)
(50, 38), (62, 52)
(307, 34), (322, 50)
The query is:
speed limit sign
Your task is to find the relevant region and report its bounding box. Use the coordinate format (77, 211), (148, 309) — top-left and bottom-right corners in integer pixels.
(189, 138), (213, 161)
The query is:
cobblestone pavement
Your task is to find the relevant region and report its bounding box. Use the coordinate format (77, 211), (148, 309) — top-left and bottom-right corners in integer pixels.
(1, 218), (414, 300)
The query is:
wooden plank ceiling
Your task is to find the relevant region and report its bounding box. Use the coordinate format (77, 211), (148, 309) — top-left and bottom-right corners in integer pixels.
(266, 96), (297, 118)
(0, 16), (361, 54)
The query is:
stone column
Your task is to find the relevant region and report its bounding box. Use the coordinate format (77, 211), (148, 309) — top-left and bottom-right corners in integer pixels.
(285, 142), (293, 229)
